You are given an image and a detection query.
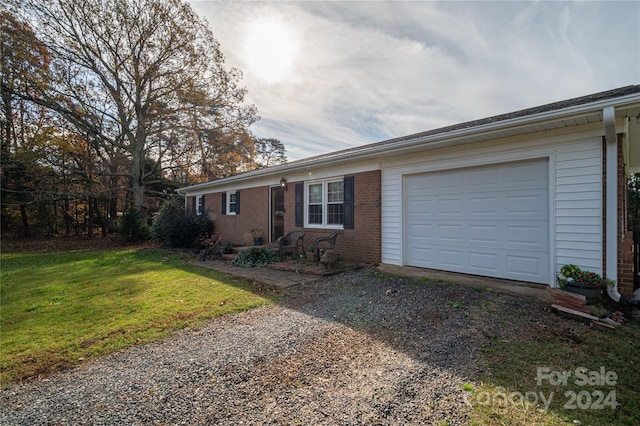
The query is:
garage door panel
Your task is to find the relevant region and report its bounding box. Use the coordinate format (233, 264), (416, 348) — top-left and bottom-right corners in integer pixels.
(469, 225), (500, 243)
(405, 159), (549, 284)
(438, 224), (463, 241)
(468, 168), (500, 190)
(407, 247), (434, 266)
(469, 252), (498, 272)
(469, 196), (500, 214)
(506, 254), (547, 280)
(506, 193), (545, 215)
(437, 198), (465, 214)
(434, 173), (463, 193)
(505, 224), (547, 248)
(438, 249), (464, 267)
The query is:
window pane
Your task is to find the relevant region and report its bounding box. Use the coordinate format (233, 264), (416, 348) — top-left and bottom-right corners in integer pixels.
(327, 181), (343, 203)
(328, 204), (344, 225)
(308, 204), (322, 224)
(228, 193), (236, 213)
(198, 196), (204, 214)
(309, 184), (323, 204)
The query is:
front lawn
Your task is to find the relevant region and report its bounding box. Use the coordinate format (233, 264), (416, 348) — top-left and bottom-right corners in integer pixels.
(0, 248), (277, 387)
(468, 309), (640, 425)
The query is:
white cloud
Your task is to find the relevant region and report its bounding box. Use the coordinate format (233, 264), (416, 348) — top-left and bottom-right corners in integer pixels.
(190, 1), (639, 160)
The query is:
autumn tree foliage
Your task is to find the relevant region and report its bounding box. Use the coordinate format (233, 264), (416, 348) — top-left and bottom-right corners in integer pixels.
(1, 0), (285, 238)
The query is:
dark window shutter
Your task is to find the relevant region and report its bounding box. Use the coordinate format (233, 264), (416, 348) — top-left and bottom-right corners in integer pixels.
(343, 176), (354, 229)
(191, 196), (196, 214)
(221, 192), (226, 215)
(201, 196), (205, 214)
(295, 183), (303, 227)
(235, 191), (240, 214)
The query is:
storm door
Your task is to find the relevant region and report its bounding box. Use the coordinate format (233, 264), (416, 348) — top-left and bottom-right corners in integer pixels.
(270, 186), (285, 242)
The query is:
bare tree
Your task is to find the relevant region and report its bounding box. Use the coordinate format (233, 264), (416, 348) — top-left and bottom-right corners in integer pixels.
(253, 137), (287, 168)
(14, 0), (257, 215)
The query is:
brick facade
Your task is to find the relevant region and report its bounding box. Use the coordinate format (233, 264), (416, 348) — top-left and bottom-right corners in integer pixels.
(603, 135), (635, 297)
(189, 170), (382, 264)
(282, 170), (382, 264)
(616, 135), (635, 296)
(205, 187), (271, 247)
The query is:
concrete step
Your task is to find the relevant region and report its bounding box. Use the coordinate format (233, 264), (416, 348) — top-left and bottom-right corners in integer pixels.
(222, 253), (237, 261)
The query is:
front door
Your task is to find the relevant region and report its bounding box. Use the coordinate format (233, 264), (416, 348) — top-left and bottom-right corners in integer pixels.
(271, 187), (285, 242)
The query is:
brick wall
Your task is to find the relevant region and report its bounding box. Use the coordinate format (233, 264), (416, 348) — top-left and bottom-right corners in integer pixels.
(207, 187), (270, 247)
(188, 170), (382, 263)
(616, 135), (634, 296)
(283, 170), (382, 264)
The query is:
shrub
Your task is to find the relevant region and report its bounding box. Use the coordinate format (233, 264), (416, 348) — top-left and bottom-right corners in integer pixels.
(198, 233), (224, 261)
(150, 201), (211, 248)
(231, 247), (281, 268)
(119, 208), (150, 241)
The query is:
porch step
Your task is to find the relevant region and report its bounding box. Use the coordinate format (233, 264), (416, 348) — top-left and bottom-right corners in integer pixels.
(222, 253), (237, 261)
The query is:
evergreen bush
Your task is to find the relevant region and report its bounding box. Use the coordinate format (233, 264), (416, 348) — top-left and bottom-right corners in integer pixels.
(231, 247), (281, 267)
(119, 208), (150, 241)
(150, 201), (210, 248)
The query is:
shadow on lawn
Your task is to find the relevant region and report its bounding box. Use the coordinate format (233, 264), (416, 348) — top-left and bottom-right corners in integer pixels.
(4, 241), (638, 425)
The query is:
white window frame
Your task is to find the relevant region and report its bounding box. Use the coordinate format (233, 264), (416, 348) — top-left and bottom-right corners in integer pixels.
(197, 195), (205, 216)
(226, 191), (237, 215)
(304, 178), (344, 229)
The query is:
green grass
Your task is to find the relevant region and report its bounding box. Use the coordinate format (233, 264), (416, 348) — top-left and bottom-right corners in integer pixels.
(0, 248), (278, 387)
(468, 321), (640, 425)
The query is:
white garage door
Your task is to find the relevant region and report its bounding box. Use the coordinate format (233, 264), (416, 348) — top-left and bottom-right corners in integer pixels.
(405, 159), (549, 284)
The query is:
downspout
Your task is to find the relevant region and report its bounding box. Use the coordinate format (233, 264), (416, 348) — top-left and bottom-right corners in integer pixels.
(603, 106), (640, 305)
(175, 189), (188, 212)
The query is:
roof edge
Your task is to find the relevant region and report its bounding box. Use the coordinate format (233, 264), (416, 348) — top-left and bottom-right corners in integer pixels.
(178, 85), (640, 193)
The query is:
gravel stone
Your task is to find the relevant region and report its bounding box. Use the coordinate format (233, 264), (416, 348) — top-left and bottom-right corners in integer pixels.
(1, 269), (555, 425)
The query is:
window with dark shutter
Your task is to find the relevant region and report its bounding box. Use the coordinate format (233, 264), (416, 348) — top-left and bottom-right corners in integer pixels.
(221, 192), (226, 215)
(222, 191), (240, 215)
(197, 196), (205, 215)
(295, 183), (303, 227)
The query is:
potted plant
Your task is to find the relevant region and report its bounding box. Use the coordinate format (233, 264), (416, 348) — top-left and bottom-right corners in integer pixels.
(557, 264), (613, 304)
(251, 228), (263, 246)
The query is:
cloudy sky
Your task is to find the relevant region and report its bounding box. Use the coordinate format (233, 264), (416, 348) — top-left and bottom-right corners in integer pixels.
(190, 1), (639, 161)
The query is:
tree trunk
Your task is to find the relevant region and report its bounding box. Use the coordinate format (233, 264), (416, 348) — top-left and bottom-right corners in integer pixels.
(130, 124), (147, 217)
(64, 197), (71, 235)
(87, 196), (93, 237)
(20, 204), (29, 236)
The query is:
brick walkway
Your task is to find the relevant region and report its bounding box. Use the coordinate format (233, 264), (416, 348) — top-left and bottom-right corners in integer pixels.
(189, 260), (323, 288)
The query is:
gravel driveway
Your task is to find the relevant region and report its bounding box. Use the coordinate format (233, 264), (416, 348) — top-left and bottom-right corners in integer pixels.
(1, 269), (552, 425)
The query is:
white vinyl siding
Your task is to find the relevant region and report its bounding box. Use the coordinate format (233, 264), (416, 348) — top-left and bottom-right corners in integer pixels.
(381, 172), (402, 264)
(381, 133), (604, 286)
(554, 141), (603, 275)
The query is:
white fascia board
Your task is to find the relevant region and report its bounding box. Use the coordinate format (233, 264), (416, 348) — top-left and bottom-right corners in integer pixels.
(179, 158), (380, 195)
(178, 92), (640, 195)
